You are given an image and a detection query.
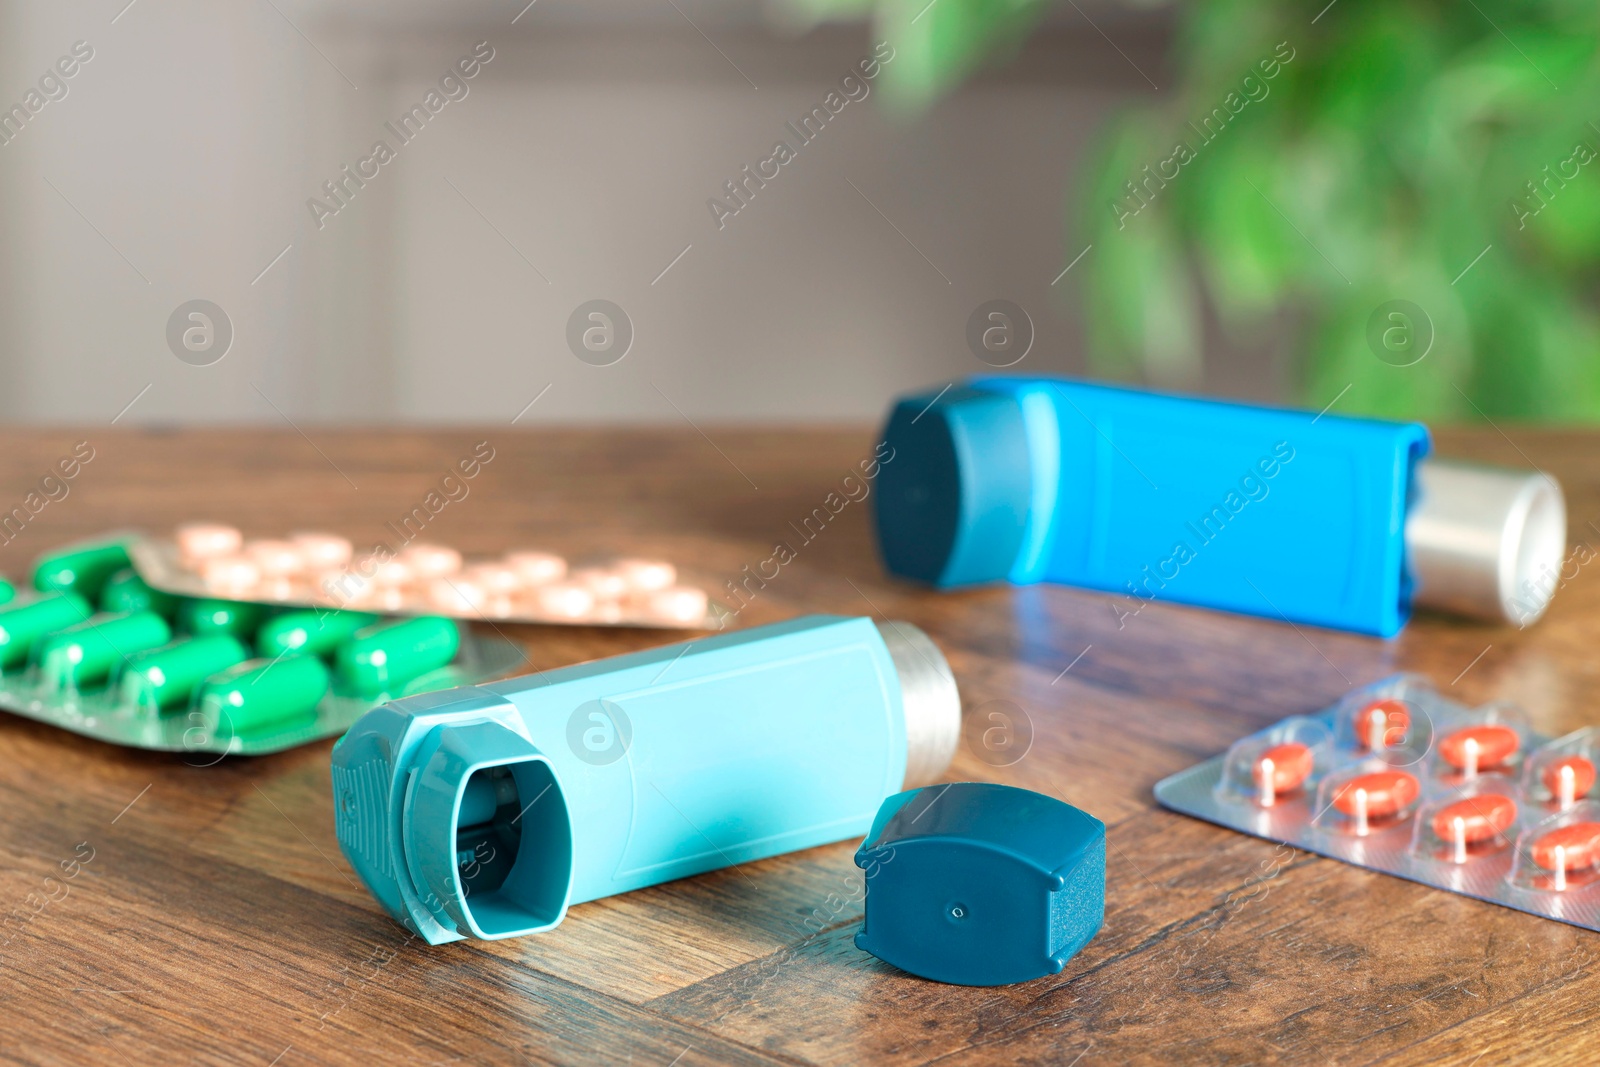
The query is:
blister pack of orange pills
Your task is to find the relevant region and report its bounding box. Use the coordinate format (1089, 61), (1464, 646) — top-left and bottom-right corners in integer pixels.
(1156, 674), (1600, 929)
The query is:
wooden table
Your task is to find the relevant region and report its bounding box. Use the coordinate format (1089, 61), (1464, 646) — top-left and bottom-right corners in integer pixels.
(1, 425), (1596, 1066)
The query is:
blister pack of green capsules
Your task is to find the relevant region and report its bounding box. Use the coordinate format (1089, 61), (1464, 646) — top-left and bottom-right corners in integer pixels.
(0, 535), (525, 755)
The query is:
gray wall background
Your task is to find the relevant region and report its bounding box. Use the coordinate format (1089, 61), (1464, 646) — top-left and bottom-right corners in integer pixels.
(0, 0), (1278, 426)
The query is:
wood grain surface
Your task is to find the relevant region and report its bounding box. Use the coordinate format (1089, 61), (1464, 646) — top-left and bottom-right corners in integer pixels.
(0, 424), (1596, 1067)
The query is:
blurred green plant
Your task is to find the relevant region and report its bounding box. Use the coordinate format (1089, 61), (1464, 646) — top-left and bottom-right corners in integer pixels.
(790, 0), (1600, 420)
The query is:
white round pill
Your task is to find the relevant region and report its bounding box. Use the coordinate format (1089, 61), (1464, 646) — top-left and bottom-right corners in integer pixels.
(615, 559), (677, 592)
(201, 555), (260, 593)
(573, 568), (629, 601)
(401, 544), (463, 579)
(291, 532), (353, 570)
(429, 576), (486, 613)
(177, 523), (242, 563)
(534, 582), (596, 619)
(246, 539), (304, 577)
(648, 586), (709, 625)
(463, 563), (522, 596)
(505, 551), (567, 586)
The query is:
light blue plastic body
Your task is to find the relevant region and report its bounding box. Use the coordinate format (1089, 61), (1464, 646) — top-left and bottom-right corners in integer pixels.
(875, 376), (1431, 637)
(332, 615), (909, 944)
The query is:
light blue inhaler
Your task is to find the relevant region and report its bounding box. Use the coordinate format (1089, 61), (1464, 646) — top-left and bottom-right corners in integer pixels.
(875, 377), (1566, 636)
(332, 615), (960, 944)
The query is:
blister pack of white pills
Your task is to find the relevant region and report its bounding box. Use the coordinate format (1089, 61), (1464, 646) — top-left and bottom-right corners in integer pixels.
(1156, 674), (1600, 930)
(130, 523), (719, 630)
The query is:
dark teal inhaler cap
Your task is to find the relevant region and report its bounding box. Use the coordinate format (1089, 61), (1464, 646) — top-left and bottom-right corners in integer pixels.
(854, 782), (1105, 987)
(873, 385), (1032, 587)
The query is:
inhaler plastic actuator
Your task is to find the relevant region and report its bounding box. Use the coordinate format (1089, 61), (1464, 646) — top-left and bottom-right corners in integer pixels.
(332, 615), (961, 944)
(875, 377), (1566, 636)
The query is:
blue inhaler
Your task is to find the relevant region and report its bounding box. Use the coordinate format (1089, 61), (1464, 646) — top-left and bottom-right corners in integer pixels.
(875, 378), (1566, 636)
(332, 615), (960, 944)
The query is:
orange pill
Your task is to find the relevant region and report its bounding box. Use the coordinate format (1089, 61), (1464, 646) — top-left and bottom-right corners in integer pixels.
(1439, 725), (1520, 771)
(1532, 822), (1600, 872)
(1430, 794), (1517, 844)
(1542, 756), (1597, 801)
(1331, 771), (1420, 819)
(1255, 742), (1313, 794)
(1353, 698), (1410, 750)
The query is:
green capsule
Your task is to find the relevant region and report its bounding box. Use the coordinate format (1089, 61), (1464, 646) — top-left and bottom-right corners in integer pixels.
(0, 577), (14, 607)
(335, 615), (460, 697)
(198, 655), (329, 736)
(117, 635), (248, 713)
(32, 539), (132, 603)
(180, 598), (266, 640)
(100, 568), (178, 618)
(256, 609), (379, 659)
(37, 611), (172, 690)
(0, 593), (92, 669)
